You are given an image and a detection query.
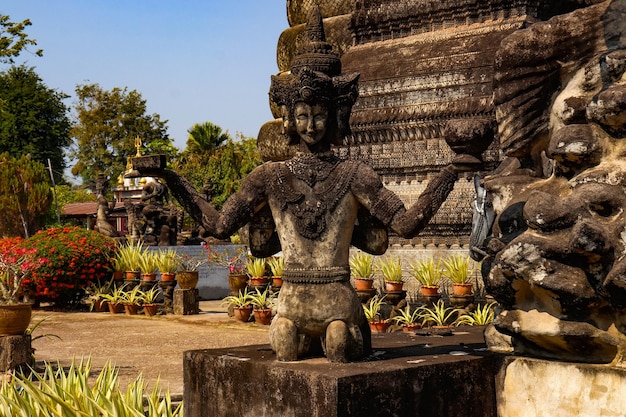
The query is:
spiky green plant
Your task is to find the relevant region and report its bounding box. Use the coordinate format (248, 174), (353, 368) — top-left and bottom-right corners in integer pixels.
(362, 295), (386, 322)
(246, 257), (266, 278)
(221, 288), (253, 308)
(115, 240), (146, 272)
(409, 258), (442, 286)
(140, 286), (161, 305)
(441, 255), (474, 284)
(350, 251), (374, 279)
(391, 305), (423, 326)
(155, 249), (180, 274)
(456, 302), (497, 326)
(420, 299), (459, 327)
(0, 357), (182, 416)
(248, 288), (275, 310)
(378, 256), (403, 282)
(267, 256), (284, 277)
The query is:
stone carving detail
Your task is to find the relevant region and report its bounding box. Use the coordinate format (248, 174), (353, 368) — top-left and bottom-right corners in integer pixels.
(472, 0), (626, 364)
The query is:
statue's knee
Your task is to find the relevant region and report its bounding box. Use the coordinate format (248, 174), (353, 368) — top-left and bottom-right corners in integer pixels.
(325, 320), (363, 363)
(270, 317), (299, 361)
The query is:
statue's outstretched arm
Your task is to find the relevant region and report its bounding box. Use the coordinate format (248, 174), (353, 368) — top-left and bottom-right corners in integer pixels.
(354, 164), (458, 239)
(155, 168), (265, 240)
(390, 165), (458, 238)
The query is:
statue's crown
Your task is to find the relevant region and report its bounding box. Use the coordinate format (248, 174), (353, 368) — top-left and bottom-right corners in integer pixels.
(270, 6), (359, 111)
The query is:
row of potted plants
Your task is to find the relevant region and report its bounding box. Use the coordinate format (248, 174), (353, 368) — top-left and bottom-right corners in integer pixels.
(350, 252), (476, 296)
(85, 281), (162, 316)
(364, 296), (496, 333)
(222, 288), (276, 324)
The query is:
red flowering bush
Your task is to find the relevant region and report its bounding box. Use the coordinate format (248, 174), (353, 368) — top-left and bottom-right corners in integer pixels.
(0, 237), (47, 304)
(20, 226), (117, 307)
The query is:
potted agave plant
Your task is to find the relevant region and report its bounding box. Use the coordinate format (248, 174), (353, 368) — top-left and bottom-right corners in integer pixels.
(248, 288), (275, 325)
(247, 257), (268, 287)
(116, 241), (146, 280)
(363, 295), (389, 333)
(140, 286), (161, 317)
(84, 279), (113, 312)
(442, 255), (474, 296)
(350, 251), (375, 291)
(409, 258), (442, 297)
(120, 285), (143, 315)
(155, 249), (179, 282)
(138, 251), (159, 282)
(0, 243), (40, 335)
(268, 256), (284, 288)
(222, 288), (253, 322)
(101, 284), (127, 314)
(391, 305), (423, 332)
(378, 256), (404, 292)
(420, 299), (459, 329)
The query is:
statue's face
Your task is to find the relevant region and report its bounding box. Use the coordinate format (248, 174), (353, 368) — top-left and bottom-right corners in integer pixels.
(294, 103), (329, 146)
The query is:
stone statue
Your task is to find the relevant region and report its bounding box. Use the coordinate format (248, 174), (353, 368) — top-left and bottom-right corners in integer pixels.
(131, 8), (465, 362)
(94, 174), (118, 238)
(139, 178), (178, 246)
(471, 0), (626, 364)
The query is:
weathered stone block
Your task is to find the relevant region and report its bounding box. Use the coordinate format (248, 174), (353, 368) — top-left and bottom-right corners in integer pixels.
(184, 329), (497, 417)
(173, 289), (199, 315)
(496, 357), (626, 417)
(0, 334), (33, 372)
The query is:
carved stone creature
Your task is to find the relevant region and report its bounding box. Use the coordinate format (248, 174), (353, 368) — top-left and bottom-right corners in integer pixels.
(473, 0), (626, 364)
(131, 7), (465, 362)
(94, 174), (118, 238)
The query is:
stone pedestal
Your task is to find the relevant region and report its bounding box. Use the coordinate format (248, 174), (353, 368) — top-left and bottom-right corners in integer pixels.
(174, 288), (199, 315)
(184, 328), (496, 417)
(0, 334), (33, 372)
(159, 280), (177, 314)
(496, 357), (626, 417)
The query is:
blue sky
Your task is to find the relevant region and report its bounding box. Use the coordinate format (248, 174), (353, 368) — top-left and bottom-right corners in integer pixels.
(3, 1), (286, 151)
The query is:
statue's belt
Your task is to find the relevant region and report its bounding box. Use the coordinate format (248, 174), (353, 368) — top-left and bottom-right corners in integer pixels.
(283, 266), (350, 284)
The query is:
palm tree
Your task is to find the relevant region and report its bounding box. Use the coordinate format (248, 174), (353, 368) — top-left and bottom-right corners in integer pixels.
(185, 122), (229, 156)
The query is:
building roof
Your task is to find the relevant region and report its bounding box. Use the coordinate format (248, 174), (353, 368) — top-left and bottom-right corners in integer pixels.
(62, 202), (134, 218)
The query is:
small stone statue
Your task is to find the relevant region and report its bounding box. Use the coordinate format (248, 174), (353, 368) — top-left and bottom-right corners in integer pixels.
(131, 7), (465, 362)
(94, 174), (118, 238)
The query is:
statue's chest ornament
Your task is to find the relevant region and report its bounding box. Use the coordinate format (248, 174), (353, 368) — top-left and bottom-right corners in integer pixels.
(268, 155), (358, 240)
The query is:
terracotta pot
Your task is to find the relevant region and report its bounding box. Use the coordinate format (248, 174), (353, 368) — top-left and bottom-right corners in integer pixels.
(108, 302), (124, 314)
(271, 276), (283, 288)
(160, 272), (176, 282)
(0, 303), (32, 335)
(177, 270), (199, 289)
(420, 285), (440, 296)
(112, 271), (124, 281)
(125, 270), (140, 280)
(124, 303), (140, 315)
(93, 299), (109, 312)
(253, 308), (272, 325)
(143, 303), (159, 316)
(249, 276), (269, 286)
(384, 281), (404, 293)
(228, 273), (248, 293)
(369, 320), (390, 334)
(452, 283), (473, 296)
(402, 324), (421, 333)
(141, 273), (157, 282)
(354, 278), (374, 291)
(233, 306), (253, 322)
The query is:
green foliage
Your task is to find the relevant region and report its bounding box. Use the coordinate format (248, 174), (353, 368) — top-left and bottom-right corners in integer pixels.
(174, 130), (261, 209)
(70, 83), (174, 184)
(114, 240), (147, 272)
(442, 255), (474, 284)
(0, 153), (52, 238)
(155, 249), (180, 274)
(140, 286), (161, 304)
(120, 285), (143, 304)
(391, 305), (423, 326)
(456, 302), (497, 326)
(20, 226), (116, 306)
(409, 258), (442, 287)
(186, 121), (229, 154)
(137, 250), (159, 274)
(0, 15), (43, 64)
(246, 257), (266, 278)
(222, 288), (252, 308)
(378, 256), (403, 282)
(420, 300), (459, 327)
(362, 295), (386, 322)
(267, 256), (284, 277)
(248, 288), (274, 310)
(0, 358), (183, 416)
(349, 251), (374, 279)
(0, 65), (70, 182)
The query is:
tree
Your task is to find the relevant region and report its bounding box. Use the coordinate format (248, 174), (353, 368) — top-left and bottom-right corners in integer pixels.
(0, 15), (43, 64)
(0, 65), (71, 182)
(70, 83), (174, 184)
(186, 121), (229, 155)
(0, 152), (52, 238)
(174, 129), (261, 209)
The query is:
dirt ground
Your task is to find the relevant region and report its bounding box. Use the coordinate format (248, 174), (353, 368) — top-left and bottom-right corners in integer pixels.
(24, 300), (270, 396)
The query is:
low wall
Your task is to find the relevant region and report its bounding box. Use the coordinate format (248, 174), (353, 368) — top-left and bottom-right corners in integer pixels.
(148, 245), (246, 300)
